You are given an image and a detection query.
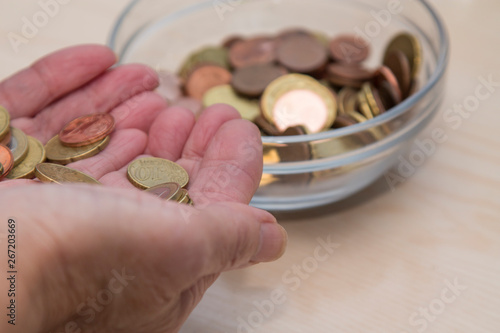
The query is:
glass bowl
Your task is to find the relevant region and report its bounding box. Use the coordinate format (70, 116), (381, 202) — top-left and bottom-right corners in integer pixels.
(109, 0), (449, 211)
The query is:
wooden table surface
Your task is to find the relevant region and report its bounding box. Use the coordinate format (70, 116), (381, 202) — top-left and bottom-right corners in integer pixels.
(1, 1), (499, 332)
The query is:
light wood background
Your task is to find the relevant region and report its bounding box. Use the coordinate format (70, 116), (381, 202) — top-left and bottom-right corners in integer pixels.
(1, 1), (499, 332)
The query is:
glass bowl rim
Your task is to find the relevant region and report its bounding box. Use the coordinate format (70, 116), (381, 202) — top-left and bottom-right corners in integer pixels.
(108, 0), (449, 144)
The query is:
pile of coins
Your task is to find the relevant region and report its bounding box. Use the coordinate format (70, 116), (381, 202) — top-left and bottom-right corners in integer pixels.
(0, 107), (194, 206)
(156, 29), (421, 138)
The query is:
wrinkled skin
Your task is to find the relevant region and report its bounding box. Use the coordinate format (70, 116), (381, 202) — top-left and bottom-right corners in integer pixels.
(0, 45), (287, 333)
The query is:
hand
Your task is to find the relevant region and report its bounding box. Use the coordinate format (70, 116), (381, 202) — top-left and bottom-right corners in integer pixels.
(0, 45), (287, 333)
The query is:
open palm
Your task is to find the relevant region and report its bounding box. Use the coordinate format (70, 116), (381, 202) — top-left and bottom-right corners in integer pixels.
(0, 45), (287, 333)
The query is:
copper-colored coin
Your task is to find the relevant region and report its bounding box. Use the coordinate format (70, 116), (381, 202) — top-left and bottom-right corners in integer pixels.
(384, 50), (412, 99)
(59, 113), (115, 147)
(333, 113), (358, 128)
(276, 34), (328, 74)
(327, 64), (373, 88)
(145, 182), (182, 201)
(231, 64), (287, 97)
(383, 33), (422, 80)
(373, 66), (402, 107)
(329, 35), (370, 64)
(254, 115), (281, 136)
(222, 35), (244, 49)
(229, 37), (276, 69)
(0, 145), (15, 180)
(185, 65), (232, 100)
(278, 126), (312, 162)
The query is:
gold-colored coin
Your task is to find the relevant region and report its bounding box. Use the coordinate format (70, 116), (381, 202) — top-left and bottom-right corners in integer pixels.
(361, 82), (381, 117)
(8, 128), (29, 167)
(45, 135), (110, 165)
(7, 136), (46, 179)
(338, 87), (358, 114)
(35, 163), (101, 185)
(177, 189), (190, 204)
(383, 33), (422, 80)
(127, 157), (189, 190)
(357, 91), (374, 120)
(261, 74), (337, 133)
(347, 111), (369, 123)
(0, 106), (10, 143)
(179, 46), (230, 80)
(203, 84), (260, 121)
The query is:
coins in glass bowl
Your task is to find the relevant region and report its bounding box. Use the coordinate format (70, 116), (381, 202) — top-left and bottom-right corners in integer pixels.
(155, 29), (422, 139)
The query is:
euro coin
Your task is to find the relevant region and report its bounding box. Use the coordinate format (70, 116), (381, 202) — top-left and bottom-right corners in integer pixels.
(383, 33), (422, 80)
(0, 145), (14, 180)
(59, 113), (115, 147)
(45, 135), (110, 165)
(145, 182), (181, 201)
(127, 157), (189, 190)
(7, 136), (46, 179)
(0, 106), (10, 143)
(203, 84), (260, 121)
(35, 163), (101, 185)
(7, 127), (29, 167)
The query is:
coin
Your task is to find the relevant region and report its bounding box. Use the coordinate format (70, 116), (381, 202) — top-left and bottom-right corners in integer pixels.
(59, 113), (115, 148)
(7, 136), (45, 179)
(45, 135), (110, 165)
(357, 91), (374, 120)
(261, 74), (337, 133)
(177, 189), (190, 204)
(203, 84), (261, 121)
(179, 46), (230, 80)
(7, 127), (29, 167)
(229, 37), (276, 68)
(0, 163), (3, 175)
(0, 130), (11, 146)
(333, 113), (358, 128)
(222, 35), (244, 49)
(127, 157), (189, 190)
(145, 182), (181, 201)
(278, 126), (312, 162)
(276, 34), (328, 74)
(373, 66), (402, 107)
(338, 87), (359, 114)
(35, 163), (101, 185)
(327, 63), (373, 88)
(347, 111), (368, 123)
(231, 64), (287, 97)
(361, 82), (385, 117)
(0, 145), (14, 180)
(383, 33), (422, 80)
(254, 115), (281, 136)
(185, 65), (232, 100)
(0, 106), (10, 143)
(156, 70), (182, 103)
(384, 50), (412, 99)
(329, 35), (370, 64)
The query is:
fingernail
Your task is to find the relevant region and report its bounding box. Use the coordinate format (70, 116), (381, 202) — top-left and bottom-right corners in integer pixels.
(251, 223), (288, 263)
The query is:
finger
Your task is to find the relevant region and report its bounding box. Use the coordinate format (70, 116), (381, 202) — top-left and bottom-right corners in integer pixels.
(179, 104), (241, 176)
(0, 45), (116, 118)
(188, 119), (263, 205)
(31, 64), (158, 142)
(68, 129), (148, 180)
(112, 92), (167, 133)
(0, 179), (38, 188)
(146, 106), (196, 160)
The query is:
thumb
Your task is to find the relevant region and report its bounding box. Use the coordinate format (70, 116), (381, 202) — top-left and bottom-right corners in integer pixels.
(183, 202), (288, 275)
